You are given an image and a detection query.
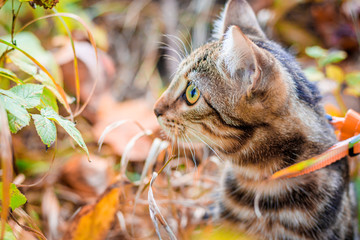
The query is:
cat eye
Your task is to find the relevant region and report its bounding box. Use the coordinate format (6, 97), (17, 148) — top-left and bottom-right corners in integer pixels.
(184, 83), (200, 105)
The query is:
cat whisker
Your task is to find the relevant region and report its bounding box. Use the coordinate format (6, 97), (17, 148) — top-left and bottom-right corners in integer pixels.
(186, 129), (224, 163)
(163, 54), (180, 64)
(164, 34), (188, 58)
(180, 134), (187, 171)
(173, 34), (190, 57)
(178, 132), (188, 170)
(180, 132), (190, 170)
(184, 124), (227, 153)
(158, 43), (184, 62)
(183, 133), (198, 170)
(182, 133), (196, 172)
(175, 126), (182, 170)
(178, 27), (193, 53)
(159, 39), (185, 61)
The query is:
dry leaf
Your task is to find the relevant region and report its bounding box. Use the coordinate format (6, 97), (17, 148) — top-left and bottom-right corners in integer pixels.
(63, 182), (121, 240)
(55, 41), (115, 100)
(148, 172), (177, 240)
(42, 188), (60, 240)
(94, 96), (160, 161)
(61, 154), (115, 199)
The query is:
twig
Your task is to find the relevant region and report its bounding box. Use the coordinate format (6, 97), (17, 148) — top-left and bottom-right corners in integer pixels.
(141, 155), (176, 194)
(9, 212), (47, 240)
(11, 1), (22, 45)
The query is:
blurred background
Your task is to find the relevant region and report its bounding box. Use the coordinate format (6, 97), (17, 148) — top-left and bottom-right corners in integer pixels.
(0, 0), (360, 239)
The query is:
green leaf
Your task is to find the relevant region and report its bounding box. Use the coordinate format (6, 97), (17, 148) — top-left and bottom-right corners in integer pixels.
(319, 50), (347, 67)
(32, 114), (56, 147)
(0, 78), (10, 90)
(303, 66), (325, 82)
(126, 171), (141, 182)
(345, 72), (360, 86)
(41, 107), (89, 156)
(3, 32), (62, 82)
(0, 67), (16, 78)
(7, 114), (25, 133)
(8, 50), (70, 108)
(0, 183), (27, 211)
(16, 158), (50, 176)
(0, 224), (16, 240)
(10, 84), (44, 109)
(305, 46), (327, 59)
(0, 95), (30, 133)
(33, 0), (59, 9)
(0, 68), (12, 89)
(0, 89), (28, 107)
(39, 87), (59, 113)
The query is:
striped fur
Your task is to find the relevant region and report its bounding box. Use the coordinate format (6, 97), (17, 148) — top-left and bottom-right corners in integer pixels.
(154, 0), (358, 239)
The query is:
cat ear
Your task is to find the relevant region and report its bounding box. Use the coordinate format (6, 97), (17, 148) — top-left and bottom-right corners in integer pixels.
(221, 25), (261, 89)
(213, 0), (266, 40)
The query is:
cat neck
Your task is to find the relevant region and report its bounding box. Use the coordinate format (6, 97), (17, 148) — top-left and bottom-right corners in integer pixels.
(216, 109), (337, 179)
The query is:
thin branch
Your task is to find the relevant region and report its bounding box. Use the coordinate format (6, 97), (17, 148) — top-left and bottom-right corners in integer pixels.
(11, 1), (22, 45)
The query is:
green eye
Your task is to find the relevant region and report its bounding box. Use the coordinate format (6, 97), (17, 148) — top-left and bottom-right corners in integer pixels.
(185, 83), (200, 105)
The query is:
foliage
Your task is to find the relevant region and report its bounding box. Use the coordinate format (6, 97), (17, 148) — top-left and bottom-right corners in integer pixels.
(0, 183), (26, 211)
(0, 224), (16, 240)
(32, 0), (59, 9)
(0, 0), (91, 238)
(62, 183), (120, 240)
(0, 56), (88, 153)
(304, 45), (360, 113)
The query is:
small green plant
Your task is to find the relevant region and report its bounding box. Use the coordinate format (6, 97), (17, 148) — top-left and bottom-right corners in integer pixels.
(304, 46), (360, 113)
(0, 31), (89, 158)
(0, 0), (94, 238)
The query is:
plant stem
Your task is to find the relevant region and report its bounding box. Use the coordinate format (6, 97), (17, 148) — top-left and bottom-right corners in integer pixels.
(334, 87), (347, 115)
(11, 0), (22, 45)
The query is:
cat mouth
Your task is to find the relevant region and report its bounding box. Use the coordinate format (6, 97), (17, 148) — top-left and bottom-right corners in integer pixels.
(157, 118), (186, 138)
(162, 122), (185, 135)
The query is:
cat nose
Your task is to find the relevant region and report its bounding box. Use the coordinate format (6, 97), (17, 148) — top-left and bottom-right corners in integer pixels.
(154, 108), (163, 118)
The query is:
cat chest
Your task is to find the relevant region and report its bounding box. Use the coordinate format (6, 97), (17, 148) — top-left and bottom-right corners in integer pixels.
(218, 164), (351, 239)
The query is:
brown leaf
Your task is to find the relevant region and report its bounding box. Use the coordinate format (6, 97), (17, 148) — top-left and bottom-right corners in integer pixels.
(94, 96), (160, 161)
(61, 154), (115, 199)
(63, 182), (121, 240)
(55, 41), (115, 113)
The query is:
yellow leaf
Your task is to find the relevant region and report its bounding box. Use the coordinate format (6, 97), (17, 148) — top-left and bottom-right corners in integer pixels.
(344, 87), (360, 97)
(324, 103), (342, 117)
(63, 183), (120, 240)
(191, 225), (256, 240)
(326, 65), (344, 83)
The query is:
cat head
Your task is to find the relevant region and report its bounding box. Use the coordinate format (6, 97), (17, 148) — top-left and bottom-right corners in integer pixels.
(154, 0), (299, 154)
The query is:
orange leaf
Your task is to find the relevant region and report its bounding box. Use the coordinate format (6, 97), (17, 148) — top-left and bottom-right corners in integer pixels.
(63, 183), (120, 240)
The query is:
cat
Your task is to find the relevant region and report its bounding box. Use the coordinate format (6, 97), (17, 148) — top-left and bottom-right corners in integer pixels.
(153, 0), (358, 239)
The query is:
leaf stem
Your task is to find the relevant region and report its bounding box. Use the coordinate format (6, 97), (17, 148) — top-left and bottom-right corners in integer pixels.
(0, 72), (23, 84)
(11, 1), (22, 45)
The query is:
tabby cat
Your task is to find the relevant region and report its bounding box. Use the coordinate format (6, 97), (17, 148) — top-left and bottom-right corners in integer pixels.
(153, 0), (358, 239)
